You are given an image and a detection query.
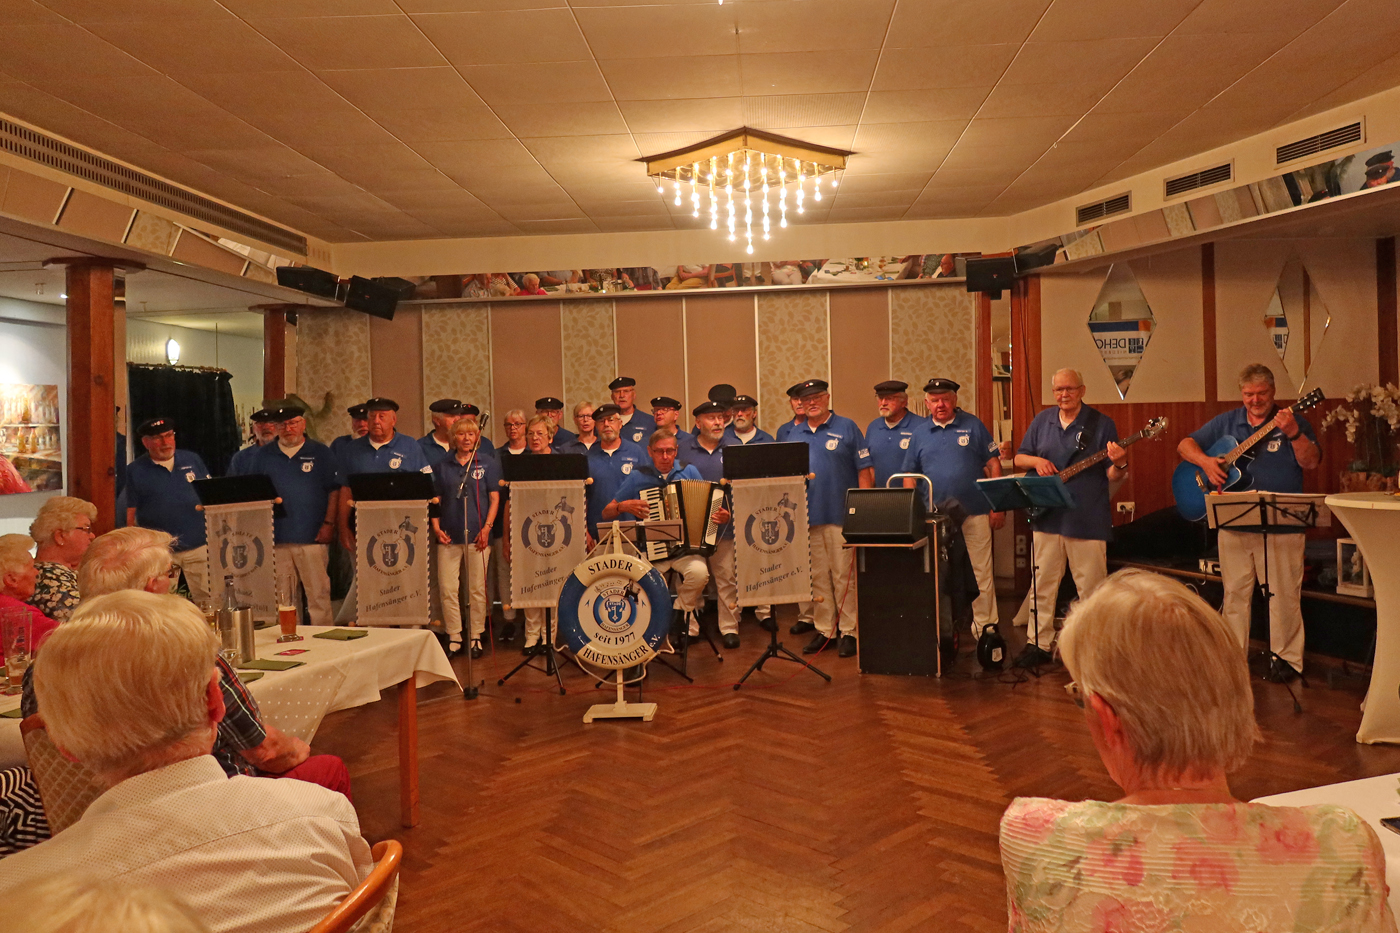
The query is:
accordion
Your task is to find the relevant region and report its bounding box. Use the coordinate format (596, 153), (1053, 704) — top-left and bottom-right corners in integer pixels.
(639, 480), (724, 561)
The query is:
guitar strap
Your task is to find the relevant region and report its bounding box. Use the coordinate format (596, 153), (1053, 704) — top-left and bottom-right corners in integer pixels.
(1066, 407), (1102, 466)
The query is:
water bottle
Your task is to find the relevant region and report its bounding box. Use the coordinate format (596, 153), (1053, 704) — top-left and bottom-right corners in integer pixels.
(217, 575), (239, 662)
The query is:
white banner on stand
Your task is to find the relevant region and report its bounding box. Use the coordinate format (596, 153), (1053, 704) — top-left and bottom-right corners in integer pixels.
(510, 480), (587, 609)
(731, 475), (811, 607)
(355, 500), (431, 626)
(205, 500), (277, 621)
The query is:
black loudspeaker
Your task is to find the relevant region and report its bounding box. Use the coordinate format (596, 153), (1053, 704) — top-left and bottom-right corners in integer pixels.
(345, 276), (399, 321)
(841, 488), (927, 544)
(964, 256), (1016, 299)
(372, 276), (418, 300)
(276, 265), (339, 299)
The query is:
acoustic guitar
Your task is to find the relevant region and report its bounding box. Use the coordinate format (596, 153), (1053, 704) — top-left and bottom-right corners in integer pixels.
(1025, 416), (1169, 521)
(1170, 387), (1325, 522)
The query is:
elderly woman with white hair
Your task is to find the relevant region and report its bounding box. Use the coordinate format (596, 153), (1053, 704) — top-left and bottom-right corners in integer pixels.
(0, 533), (59, 663)
(999, 569), (1396, 931)
(28, 496), (97, 622)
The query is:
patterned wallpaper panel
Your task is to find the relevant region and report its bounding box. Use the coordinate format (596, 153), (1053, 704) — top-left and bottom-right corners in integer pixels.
(756, 291), (829, 434)
(294, 310), (371, 444)
(561, 300), (616, 416)
(890, 287), (977, 417)
(422, 302), (493, 437)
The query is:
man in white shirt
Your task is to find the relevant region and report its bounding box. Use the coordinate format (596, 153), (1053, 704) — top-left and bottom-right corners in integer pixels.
(0, 590), (372, 933)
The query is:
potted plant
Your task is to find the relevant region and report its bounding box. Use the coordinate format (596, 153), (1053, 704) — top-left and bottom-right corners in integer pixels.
(1320, 383), (1400, 491)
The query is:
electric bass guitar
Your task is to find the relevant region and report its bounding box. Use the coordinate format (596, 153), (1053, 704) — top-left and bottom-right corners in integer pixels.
(1170, 387), (1324, 522)
(1025, 416), (1169, 520)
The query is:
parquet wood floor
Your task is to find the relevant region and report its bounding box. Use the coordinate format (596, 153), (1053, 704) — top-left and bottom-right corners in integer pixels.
(312, 600), (1400, 933)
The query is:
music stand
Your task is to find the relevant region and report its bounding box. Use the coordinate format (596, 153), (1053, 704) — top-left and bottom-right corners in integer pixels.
(977, 475), (1078, 664)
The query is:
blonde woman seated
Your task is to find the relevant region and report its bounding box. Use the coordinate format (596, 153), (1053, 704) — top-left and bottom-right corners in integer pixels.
(29, 496), (97, 622)
(430, 418), (500, 659)
(999, 569), (1396, 932)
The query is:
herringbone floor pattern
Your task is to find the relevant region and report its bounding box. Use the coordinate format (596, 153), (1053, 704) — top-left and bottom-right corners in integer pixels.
(313, 601), (1400, 933)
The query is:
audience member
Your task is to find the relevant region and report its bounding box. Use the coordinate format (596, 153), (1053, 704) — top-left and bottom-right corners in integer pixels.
(0, 591), (372, 933)
(14, 875), (210, 933)
(0, 533), (59, 663)
(999, 569), (1397, 931)
(28, 496), (97, 622)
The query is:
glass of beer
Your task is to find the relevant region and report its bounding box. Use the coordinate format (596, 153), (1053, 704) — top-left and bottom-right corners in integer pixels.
(276, 577), (302, 642)
(1, 609), (32, 695)
(198, 597), (220, 638)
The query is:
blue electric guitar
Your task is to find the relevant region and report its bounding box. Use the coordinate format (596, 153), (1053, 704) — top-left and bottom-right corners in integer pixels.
(1171, 387), (1324, 522)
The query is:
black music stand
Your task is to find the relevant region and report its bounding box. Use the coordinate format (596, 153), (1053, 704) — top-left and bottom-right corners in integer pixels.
(977, 475), (1077, 667)
(495, 454), (589, 697)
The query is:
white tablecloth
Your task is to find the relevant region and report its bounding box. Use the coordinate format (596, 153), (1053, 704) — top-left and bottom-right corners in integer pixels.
(0, 625), (458, 767)
(1255, 773), (1400, 919)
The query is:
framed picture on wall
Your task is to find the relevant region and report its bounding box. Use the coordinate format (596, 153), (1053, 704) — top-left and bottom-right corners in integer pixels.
(0, 384), (62, 494)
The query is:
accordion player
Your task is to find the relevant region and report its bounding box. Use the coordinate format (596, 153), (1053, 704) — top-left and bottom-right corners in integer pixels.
(639, 480), (725, 562)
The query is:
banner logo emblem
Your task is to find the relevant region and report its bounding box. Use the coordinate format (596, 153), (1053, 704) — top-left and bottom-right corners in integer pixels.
(217, 519), (265, 578)
(366, 517), (418, 575)
(521, 497), (573, 558)
(744, 504), (797, 555)
(825, 438), (839, 450)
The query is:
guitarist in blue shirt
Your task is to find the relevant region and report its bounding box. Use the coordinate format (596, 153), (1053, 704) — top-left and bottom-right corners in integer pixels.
(1177, 364), (1319, 683)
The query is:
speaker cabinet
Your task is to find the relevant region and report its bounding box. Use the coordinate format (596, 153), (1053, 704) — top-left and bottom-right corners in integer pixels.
(344, 276), (399, 320)
(275, 265), (339, 299)
(841, 487), (927, 544)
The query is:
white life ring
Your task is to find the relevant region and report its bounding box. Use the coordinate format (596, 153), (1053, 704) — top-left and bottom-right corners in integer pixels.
(557, 549), (672, 671)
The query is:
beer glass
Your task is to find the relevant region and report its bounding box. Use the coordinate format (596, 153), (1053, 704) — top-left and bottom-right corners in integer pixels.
(1, 609), (32, 695)
(276, 576), (301, 642)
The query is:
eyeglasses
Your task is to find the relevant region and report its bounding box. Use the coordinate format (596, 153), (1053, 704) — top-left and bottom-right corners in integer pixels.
(165, 564), (181, 579)
(1052, 386), (1083, 395)
(1064, 681), (1085, 709)
(71, 525), (93, 535)
(504, 421), (526, 428)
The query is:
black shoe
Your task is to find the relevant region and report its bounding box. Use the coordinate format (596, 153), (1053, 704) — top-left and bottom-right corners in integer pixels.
(838, 634), (857, 658)
(469, 640), (483, 660)
(1267, 657), (1300, 683)
(758, 616), (778, 634)
(448, 639), (463, 657)
(791, 620), (815, 635)
(521, 642), (537, 656)
(802, 632), (833, 655)
(722, 633), (740, 650)
(1011, 644), (1054, 669)
(498, 622), (516, 643)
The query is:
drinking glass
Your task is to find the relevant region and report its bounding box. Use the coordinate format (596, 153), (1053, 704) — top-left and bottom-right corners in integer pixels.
(198, 597), (220, 638)
(276, 577), (301, 642)
(1, 609), (32, 696)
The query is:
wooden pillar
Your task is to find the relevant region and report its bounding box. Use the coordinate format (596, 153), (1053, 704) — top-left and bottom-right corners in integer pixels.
(65, 261), (117, 533)
(975, 291), (993, 426)
(1202, 243), (1217, 401)
(262, 306), (288, 402)
(1379, 237), (1397, 386)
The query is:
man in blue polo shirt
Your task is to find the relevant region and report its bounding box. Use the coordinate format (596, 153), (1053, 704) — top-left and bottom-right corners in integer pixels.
(774, 384), (807, 442)
(329, 403), (368, 462)
(419, 398), (465, 467)
(237, 405), (341, 626)
(228, 408), (279, 475)
(536, 397), (577, 449)
(1012, 367), (1128, 668)
(722, 395), (774, 447)
(648, 395), (698, 458)
(126, 417), (211, 601)
(681, 400), (748, 648)
(1178, 363), (1319, 682)
(585, 403), (648, 538)
(866, 381), (927, 488)
(901, 378), (1004, 640)
(793, 379), (873, 658)
(611, 376), (656, 446)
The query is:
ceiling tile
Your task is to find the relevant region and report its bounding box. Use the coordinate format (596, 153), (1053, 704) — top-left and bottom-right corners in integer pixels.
(926, 167), (1022, 188)
(575, 199), (671, 218)
(497, 102), (630, 137)
(296, 143), (435, 174)
(369, 106), (515, 142)
(180, 70), (349, 117)
(852, 120), (968, 150)
(219, 0), (400, 17)
(822, 206), (907, 222)
(1285, 50), (1400, 122)
(976, 82), (1110, 119)
(413, 10), (592, 66)
(834, 172), (934, 193)
(860, 88), (989, 124)
(618, 98), (744, 135)
(777, 124), (859, 149)
(251, 110), (399, 149)
(955, 115), (1077, 148)
(523, 135), (641, 163)
(736, 0), (894, 53)
(872, 45), (1018, 90)
(742, 93), (865, 128)
(91, 17), (302, 76)
(1028, 0), (1200, 41)
(181, 144), (327, 180)
(914, 183), (1007, 201)
(42, 76), (263, 150)
(937, 141), (1047, 171)
(458, 62), (613, 104)
(1174, 0), (1345, 37)
(831, 188), (923, 208)
(35, 0), (229, 21)
(317, 67), (485, 111)
(591, 215), (675, 233)
(739, 51), (881, 95)
(1089, 32), (1295, 114)
(248, 15), (447, 71)
(512, 219), (599, 233)
(0, 0), (66, 24)
(575, 4), (737, 60)
(397, 0), (569, 10)
(999, 37), (1160, 88)
(0, 25), (156, 81)
(885, 0), (1051, 47)
(411, 138), (535, 170)
(600, 56), (743, 102)
(1060, 110), (1190, 145)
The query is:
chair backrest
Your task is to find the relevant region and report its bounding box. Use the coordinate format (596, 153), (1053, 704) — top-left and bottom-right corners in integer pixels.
(21, 714), (105, 834)
(309, 839), (403, 933)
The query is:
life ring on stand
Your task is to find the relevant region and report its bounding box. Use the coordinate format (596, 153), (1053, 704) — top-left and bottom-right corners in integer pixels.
(557, 549), (672, 670)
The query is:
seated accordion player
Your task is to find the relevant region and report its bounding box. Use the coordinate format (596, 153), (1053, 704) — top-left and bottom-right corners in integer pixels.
(640, 480), (724, 561)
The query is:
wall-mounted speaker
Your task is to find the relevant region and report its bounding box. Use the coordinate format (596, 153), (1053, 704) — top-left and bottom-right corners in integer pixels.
(275, 265), (339, 299)
(964, 256), (1017, 300)
(344, 276), (399, 321)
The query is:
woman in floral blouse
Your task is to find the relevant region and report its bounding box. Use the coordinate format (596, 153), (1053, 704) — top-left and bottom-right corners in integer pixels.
(1000, 569), (1396, 932)
(27, 497), (96, 622)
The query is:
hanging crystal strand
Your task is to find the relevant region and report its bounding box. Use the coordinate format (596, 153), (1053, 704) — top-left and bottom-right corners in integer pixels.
(709, 157), (718, 230)
(673, 176), (682, 207)
(725, 153), (736, 242)
(656, 174), (665, 196)
(778, 159), (788, 228)
(760, 157), (771, 240)
(796, 163), (806, 215)
(743, 151), (754, 254)
(813, 162), (823, 202)
(690, 162), (701, 218)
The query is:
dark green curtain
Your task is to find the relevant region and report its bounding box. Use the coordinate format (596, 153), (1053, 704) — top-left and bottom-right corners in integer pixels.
(127, 365), (241, 476)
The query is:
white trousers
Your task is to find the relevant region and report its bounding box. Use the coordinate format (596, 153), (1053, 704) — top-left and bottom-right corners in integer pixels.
(653, 554), (709, 622)
(962, 514), (999, 638)
(489, 537), (515, 621)
(1012, 532), (1106, 650)
(522, 608), (549, 646)
(811, 524), (857, 637)
(1218, 529), (1306, 671)
(174, 546), (209, 603)
(276, 544), (332, 627)
(437, 543), (491, 641)
(710, 537), (741, 635)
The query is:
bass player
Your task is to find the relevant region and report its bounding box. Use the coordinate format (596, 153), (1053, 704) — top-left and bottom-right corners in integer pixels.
(1177, 363), (1319, 683)
(1010, 368), (1127, 668)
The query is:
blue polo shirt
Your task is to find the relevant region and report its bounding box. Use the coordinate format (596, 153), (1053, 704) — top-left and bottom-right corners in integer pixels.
(433, 452), (503, 544)
(1189, 406), (1314, 495)
(610, 464), (703, 521)
(585, 440), (648, 534)
(492, 446), (530, 538)
(722, 425), (775, 446)
(678, 438), (731, 540)
(900, 410), (998, 515)
(620, 410), (656, 446)
(796, 413), (871, 526)
(775, 417), (805, 442)
(551, 425), (578, 451)
(240, 440), (341, 544)
(227, 442), (271, 477)
(419, 432), (496, 467)
(866, 411), (928, 487)
(329, 434), (359, 463)
(127, 450), (210, 551)
(1017, 404), (1119, 540)
(337, 431), (431, 481)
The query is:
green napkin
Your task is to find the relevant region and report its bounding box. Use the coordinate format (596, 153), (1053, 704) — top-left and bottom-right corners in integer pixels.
(234, 658), (305, 671)
(0, 707), (23, 719)
(313, 629), (369, 641)
(237, 671), (264, 683)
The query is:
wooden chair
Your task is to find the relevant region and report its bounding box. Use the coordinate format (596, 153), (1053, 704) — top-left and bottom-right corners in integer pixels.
(20, 714), (104, 834)
(309, 839), (403, 933)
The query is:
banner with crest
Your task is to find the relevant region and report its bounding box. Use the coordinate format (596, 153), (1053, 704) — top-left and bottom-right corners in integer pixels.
(730, 476), (811, 607)
(204, 500), (277, 621)
(509, 479), (588, 610)
(355, 500), (431, 626)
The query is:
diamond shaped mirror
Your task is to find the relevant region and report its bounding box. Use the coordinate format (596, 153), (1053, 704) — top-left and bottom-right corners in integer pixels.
(1263, 259), (1331, 395)
(1087, 264), (1156, 398)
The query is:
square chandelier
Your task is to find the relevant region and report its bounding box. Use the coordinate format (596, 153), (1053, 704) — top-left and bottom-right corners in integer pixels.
(641, 128), (850, 253)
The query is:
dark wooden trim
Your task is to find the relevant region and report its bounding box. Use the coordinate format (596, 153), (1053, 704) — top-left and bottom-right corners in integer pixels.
(975, 292), (993, 426)
(263, 307), (287, 401)
(65, 262), (117, 533)
(1202, 243), (1217, 402)
(1379, 237), (1397, 385)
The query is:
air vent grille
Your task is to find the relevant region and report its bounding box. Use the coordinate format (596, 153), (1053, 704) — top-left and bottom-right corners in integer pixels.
(1276, 121), (1363, 165)
(1076, 192), (1131, 226)
(1164, 162), (1233, 198)
(0, 117), (306, 256)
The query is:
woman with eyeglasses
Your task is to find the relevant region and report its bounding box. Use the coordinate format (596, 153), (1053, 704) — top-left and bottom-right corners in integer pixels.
(27, 497), (97, 623)
(999, 569), (1396, 931)
(555, 401), (597, 454)
(431, 419), (500, 659)
(490, 410), (529, 644)
(501, 416), (556, 654)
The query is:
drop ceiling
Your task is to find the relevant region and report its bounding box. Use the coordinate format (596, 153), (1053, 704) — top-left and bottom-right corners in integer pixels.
(1, 0), (1399, 243)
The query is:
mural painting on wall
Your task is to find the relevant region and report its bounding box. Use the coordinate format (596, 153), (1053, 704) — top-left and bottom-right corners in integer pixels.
(0, 384), (61, 494)
(1088, 265), (1157, 399)
(408, 254), (982, 301)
